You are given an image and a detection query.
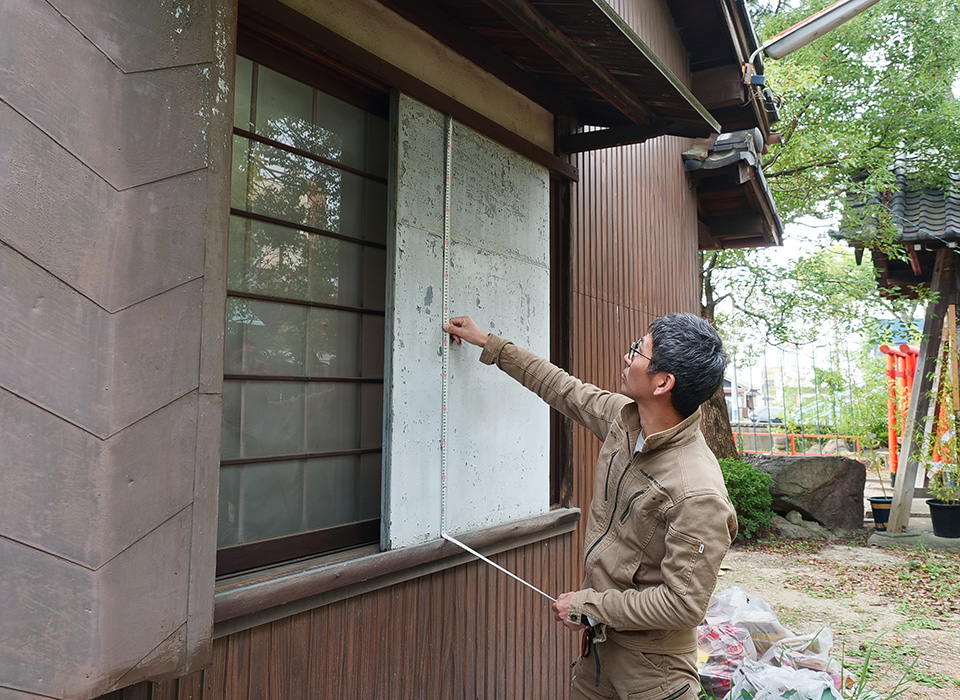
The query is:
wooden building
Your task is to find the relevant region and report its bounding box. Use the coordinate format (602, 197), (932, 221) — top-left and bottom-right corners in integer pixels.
(0, 1), (780, 698)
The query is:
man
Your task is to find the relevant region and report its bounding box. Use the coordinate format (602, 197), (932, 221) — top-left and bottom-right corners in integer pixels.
(442, 313), (738, 700)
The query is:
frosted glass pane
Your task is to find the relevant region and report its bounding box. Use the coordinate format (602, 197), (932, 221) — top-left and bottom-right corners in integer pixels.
(358, 453), (382, 520)
(218, 467), (240, 547)
(306, 235), (362, 306)
(361, 314), (385, 377)
(339, 174), (388, 242)
(228, 217), (311, 299)
(224, 299), (307, 376)
(238, 460), (305, 542)
(313, 92), (388, 177)
(255, 66), (315, 149)
(306, 308), (361, 377)
(230, 136), (252, 211)
(234, 56), (253, 130)
(364, 113), (389, 178)
(221, 381), (242, 460)
(303, 455), (359, 529)
(238, 381), (306, 458)
(304, 383), (359, 452)
(362, 179), (388, 244)
(360, 383), (383, 448)
(238, 140), (343, 230)
(362, 248), (387, 310)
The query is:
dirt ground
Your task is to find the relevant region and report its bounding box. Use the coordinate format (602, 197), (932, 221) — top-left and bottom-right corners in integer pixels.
(717, 540), (960, 700)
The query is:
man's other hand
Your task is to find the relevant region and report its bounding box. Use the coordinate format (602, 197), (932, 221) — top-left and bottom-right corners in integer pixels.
(552, 591), (586, 631)
(443, 316), (489, 348)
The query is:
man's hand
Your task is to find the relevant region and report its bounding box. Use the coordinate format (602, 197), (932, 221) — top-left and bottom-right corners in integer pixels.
(443, 316), (489, 348)
(552, 591), (586, 631)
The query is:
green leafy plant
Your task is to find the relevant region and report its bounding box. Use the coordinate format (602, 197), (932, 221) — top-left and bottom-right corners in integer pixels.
(719, 458), (775, 539)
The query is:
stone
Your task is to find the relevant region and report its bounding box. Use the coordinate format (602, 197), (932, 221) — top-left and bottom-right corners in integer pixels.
(746, 454), (866, 531)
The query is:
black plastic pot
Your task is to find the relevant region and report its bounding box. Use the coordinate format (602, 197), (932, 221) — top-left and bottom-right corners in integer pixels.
(868, 496), (893, 531)
(927, 499), (960, 538)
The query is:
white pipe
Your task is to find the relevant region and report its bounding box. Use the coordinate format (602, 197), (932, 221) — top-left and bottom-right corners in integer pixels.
(758, 0), (881, 60)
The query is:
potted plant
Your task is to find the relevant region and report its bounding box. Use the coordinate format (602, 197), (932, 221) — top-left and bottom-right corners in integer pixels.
(926, 459), (960, 538)
(864, 452), (892, 531)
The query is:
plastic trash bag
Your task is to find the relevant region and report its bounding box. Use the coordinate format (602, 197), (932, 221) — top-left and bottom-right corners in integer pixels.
(705, 587), (793, 653)
(697, 624), (758, 699)
(728, 659), (841, 700)
(759, 629), (834, 672)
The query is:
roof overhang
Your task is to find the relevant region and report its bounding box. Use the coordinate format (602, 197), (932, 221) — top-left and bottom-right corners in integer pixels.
(684, 130), (784, 249)
(376, 0), (720, 150)
(666, 0), (780, 136)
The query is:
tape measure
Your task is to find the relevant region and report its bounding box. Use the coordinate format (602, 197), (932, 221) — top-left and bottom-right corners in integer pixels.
(438, 115), (555, 603)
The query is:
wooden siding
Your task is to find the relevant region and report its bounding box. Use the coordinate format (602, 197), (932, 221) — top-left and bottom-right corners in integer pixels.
(0, 1), (232, 696)
(147, 535), (579, 699)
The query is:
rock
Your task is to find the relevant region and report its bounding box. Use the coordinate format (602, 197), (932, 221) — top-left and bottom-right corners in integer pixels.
(746, 454), (866, 531)
(822, 438), (855, 455)
(771, 513), (834, 540)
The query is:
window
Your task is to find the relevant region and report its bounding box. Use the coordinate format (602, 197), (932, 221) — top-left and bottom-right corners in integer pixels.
(217, 52), (389, 575)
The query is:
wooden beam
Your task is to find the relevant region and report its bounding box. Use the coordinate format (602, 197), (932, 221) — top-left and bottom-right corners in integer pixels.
(481, 0), (659, 125)
(555, 123), (666, 153)
(888, 248), (957, 532)
(692, 66), (746, 109)
(241, 0), (579, 180)
(374, 0), (575, 116)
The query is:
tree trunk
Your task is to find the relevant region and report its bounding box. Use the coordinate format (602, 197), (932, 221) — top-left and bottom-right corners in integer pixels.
(700, 251), (740, 459)
(702, 385), (739, 459)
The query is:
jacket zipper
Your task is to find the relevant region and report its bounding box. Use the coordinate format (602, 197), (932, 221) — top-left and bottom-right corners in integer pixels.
(585, 453), (632, 565)
(603, 450), (618, 500)
(618, 489), (646, 523)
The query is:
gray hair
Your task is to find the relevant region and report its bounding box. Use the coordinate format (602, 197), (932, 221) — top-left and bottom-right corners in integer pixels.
(647, 313), (728, 418)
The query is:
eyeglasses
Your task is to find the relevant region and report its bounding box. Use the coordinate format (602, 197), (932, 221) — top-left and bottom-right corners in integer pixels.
(628, 339), (652, 362)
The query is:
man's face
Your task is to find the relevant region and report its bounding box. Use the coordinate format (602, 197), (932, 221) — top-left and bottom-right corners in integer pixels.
(621, 333), (654, 402)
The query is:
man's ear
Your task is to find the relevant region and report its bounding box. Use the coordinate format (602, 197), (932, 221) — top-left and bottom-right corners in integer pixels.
(652, 372), (675, 396)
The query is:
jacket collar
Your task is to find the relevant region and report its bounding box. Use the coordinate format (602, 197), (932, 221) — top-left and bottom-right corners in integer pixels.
(621, 403), (702, 454)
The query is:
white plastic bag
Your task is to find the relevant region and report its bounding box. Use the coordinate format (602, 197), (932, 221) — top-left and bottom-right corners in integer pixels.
(760, 628), (834, 672)
(697, 624), (758, 699)
(706, 587), (793, 653)
(728, 659), (840, 700)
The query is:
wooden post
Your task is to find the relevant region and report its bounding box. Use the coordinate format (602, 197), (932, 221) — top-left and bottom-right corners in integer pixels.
(888, 248), (957, 532)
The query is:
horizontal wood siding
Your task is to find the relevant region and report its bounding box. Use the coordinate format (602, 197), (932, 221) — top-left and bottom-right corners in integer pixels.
(150, 535), (579, 699)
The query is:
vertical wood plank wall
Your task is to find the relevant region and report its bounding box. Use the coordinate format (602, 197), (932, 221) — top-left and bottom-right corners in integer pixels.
(147, 535), (579, 699)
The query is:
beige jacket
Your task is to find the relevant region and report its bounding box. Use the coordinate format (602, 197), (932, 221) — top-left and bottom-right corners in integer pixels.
(480, 335), (737, 654)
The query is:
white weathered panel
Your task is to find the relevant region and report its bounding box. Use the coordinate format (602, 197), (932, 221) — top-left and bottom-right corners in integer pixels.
(383, 224), (444, 548)
(385, 96), (550, 548)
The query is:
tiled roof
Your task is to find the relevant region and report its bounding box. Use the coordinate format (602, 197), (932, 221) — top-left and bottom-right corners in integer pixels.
(892, 172), (960, 242)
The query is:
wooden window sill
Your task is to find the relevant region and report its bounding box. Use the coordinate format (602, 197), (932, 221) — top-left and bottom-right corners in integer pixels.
(213, 507), (580, 637)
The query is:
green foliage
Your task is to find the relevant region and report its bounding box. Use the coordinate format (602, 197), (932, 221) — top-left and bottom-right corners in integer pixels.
(718, 458), (775, 539)
(748, 0), (960, 225)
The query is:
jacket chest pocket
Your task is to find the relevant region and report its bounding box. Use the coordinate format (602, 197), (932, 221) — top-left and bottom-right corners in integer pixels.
(615, 486), (663, 549)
